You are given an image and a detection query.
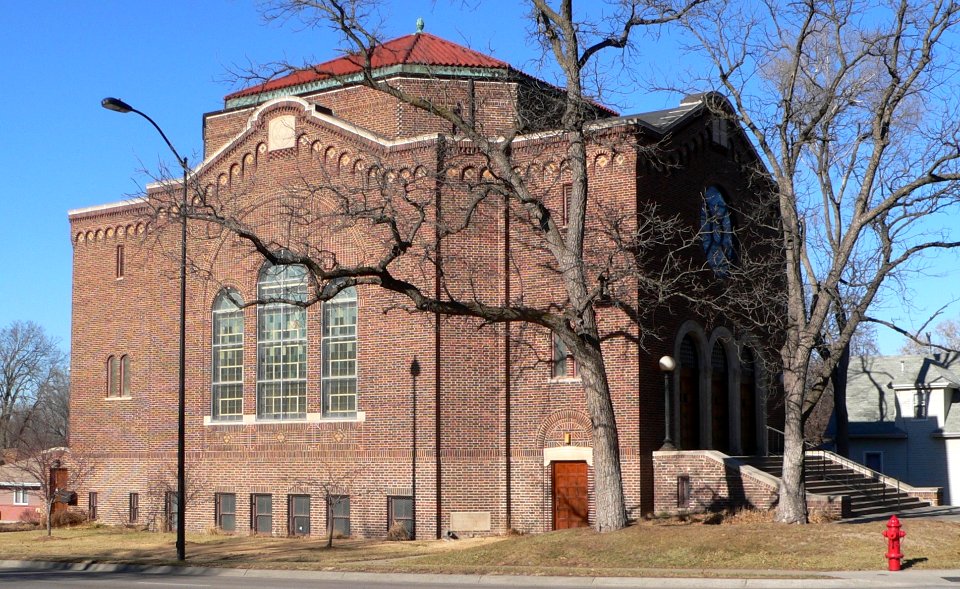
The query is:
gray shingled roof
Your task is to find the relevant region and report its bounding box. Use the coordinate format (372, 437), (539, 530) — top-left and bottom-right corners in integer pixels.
(845, 354), (960, 433)
(0, 462), (39, 486)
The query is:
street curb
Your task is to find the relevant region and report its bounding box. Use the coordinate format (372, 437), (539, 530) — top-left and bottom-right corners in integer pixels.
(0, 559), (954, 588)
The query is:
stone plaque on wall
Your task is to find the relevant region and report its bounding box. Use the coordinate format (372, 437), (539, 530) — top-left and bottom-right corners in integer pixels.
(450, 511), (491, 532)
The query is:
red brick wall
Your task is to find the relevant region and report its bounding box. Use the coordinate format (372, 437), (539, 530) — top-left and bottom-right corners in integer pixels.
(71, 83), (773, 537)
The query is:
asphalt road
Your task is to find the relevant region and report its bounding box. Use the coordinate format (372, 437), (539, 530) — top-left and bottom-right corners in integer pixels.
(2, 564), (960, 589)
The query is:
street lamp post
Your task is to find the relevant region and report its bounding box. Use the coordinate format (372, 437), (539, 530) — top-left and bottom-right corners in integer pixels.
(102, 97), (189, 562)
(409, 357), (421, 540)
(658, 356), (676, 451)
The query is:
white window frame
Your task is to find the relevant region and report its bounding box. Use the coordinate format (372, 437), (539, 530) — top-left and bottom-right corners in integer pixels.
(212, 289), (244, 421)
(257, 264), (308, 420)
(322, 287), (358, 417)
(13, 487), (28, 505)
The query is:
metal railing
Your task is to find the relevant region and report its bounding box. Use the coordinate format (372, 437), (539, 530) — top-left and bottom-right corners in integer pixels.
(765, 426), (901, 509)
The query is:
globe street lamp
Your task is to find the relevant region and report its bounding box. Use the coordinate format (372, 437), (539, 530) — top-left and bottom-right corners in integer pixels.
(659, 355), (676, 451)
(102, 97), (189, 562)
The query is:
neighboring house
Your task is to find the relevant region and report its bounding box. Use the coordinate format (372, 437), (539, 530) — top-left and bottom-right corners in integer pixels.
(0, 463), (41, 523)
(840, 354), (960, 504)
(69, 31), (776, 538)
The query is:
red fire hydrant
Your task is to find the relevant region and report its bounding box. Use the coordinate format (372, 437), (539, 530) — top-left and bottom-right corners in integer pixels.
(883, 515), (906, 571)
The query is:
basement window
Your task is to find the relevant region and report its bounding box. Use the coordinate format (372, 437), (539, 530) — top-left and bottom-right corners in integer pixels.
(677, 475), (691, 509)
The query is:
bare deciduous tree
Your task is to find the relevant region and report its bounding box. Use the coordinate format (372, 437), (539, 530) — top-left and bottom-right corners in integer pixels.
(145, 461), (209, 532)
(289, 461), (360, 547)
(900, 318), (960, 356)
(140, 0), (711, 533)
(679, 0), (960, 522)
(0, 322), (67, 450)
(11, 446), (96, 536)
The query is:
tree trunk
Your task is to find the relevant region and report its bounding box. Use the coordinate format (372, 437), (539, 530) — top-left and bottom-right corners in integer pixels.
(325, 493), (334, 548)
(775, 371), (808, 523)
(578, 344), (627, 531)
(832, 344), (850, 458)
(46, 501), (53, 537)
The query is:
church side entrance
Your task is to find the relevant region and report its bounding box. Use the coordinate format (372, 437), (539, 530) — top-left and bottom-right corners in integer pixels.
(552, 460), (589, 529)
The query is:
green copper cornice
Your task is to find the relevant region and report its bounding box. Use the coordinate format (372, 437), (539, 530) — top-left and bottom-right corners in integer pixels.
(225, 64), (513, 109)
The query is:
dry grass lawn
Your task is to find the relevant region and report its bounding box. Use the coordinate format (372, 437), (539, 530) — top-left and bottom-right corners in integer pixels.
(0, 515), (958, 577)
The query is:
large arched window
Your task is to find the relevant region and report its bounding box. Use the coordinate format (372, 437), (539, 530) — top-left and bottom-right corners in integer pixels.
(257, 264), (308, 420)
(322, 286), (358, 417)
(212, 289), (244, 421)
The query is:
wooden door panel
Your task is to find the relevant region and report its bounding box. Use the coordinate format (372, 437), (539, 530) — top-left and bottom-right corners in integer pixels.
(552, 461), (588, 529)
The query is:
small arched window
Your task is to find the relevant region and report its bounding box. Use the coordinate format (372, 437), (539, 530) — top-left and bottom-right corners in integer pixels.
(121, 355), (131, 396)
(257, 263), (308, 420)
(107, 356), (118, 397)
(107, 355), (131, 397)
(212, 289), (244, 421)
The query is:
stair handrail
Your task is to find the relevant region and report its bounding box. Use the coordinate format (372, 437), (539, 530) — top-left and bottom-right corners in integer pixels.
(812, 450), (902, 508)
(765, 427), (903, 509)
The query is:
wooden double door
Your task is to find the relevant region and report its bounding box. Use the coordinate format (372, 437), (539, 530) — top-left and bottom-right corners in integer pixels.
(552, 461), (589, 529)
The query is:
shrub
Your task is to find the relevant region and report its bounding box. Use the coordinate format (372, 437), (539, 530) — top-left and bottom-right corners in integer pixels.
(18, 509), (40, 525)
(38, 508), (88, 528)
(386, 521), (410, 541)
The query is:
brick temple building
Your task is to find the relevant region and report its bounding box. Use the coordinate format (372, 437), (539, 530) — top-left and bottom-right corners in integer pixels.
(68, 31), (773, 537)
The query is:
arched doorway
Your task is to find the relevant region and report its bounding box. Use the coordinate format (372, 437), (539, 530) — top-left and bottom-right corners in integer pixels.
(678, 335), (701, 450)
(711, 342), (730, 453)
(740, 348), (758, 455)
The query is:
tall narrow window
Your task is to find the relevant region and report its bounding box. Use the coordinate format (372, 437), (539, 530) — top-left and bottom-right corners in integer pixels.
(561, 183), (572, 227)
(387, 496), (414, 539)
(212, 290), (244, 421)
(165, 491), (178, 532)
(329, 495), (350, 537)
(252, 493), (272, 535)
(107, 356), (119, 397)
(116, 245), (125, 278)
(322, 287), (358, 417)
(288, 494), (310, 536)
(129, 492), (139, 523)
(215, 492), (236, 532)
(257, 264), (308, 420)
(551, 333), (576, 379)
(121, 355), (131, 397)
(88, 492), (98, 520)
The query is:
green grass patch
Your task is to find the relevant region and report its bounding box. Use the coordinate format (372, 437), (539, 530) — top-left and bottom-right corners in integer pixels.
(0, 517), (956, 576)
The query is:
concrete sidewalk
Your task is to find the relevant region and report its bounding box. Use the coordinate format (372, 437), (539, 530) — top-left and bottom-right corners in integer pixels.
(3, 559), (960, 588)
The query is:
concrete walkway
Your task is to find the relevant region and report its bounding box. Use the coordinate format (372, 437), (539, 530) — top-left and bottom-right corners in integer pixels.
(837, 504), (960, 524)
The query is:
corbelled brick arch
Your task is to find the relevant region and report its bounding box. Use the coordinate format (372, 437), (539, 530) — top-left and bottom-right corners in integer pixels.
(536, 409), (593, 457)
(536, 409), (593, 531)
(672, 321), (708, 450)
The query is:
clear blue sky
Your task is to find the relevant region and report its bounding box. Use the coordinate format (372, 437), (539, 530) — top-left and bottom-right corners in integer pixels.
(0, 1), (955, 357)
